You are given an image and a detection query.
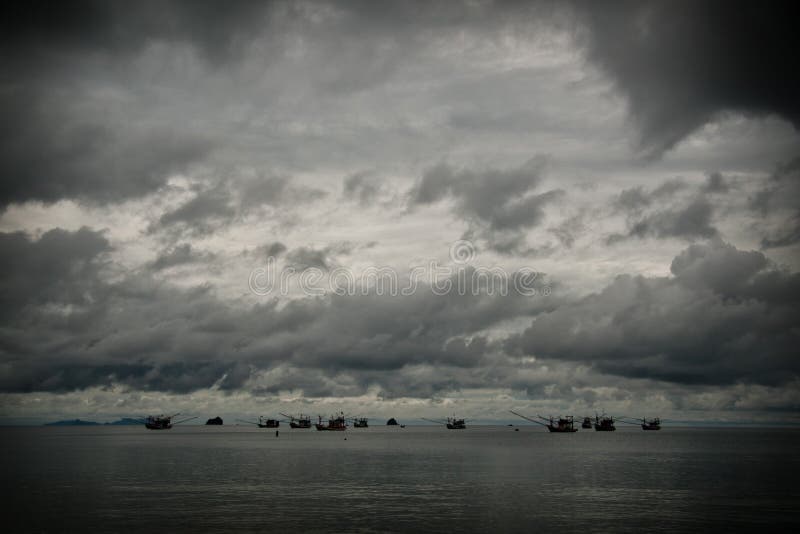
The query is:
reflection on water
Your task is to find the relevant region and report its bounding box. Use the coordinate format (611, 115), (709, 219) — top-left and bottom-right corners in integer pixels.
(2, 426), (799, 532)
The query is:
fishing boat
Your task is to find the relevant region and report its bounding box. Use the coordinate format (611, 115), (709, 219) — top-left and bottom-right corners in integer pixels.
(594, 413), (616, 431)
(422, 416), (466, 429)
(280, 413), (312, 429)
(258, 416), (280, 428)
(618, 416), (661, 430)
(145, 414), (173, 430)
(641, 417), (661, 430)
(446, 417), (466, 429)
(541, 414), (578, 432)
(510, 410), (578, 432)
(144, 413), (197, 430)
(352, 417), (368, 428)
(315, 412), (347, 431)
(236, 416), (280, 428)
(581, 416), (593, 429)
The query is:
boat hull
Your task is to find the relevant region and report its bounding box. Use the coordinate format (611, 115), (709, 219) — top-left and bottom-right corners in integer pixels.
(315, 424), (346, 431)
(258, 421), (280, 428)
(547, 426), (578, 432)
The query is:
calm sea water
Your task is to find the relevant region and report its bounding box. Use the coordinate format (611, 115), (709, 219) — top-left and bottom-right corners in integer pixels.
(2, 425), (798, 533)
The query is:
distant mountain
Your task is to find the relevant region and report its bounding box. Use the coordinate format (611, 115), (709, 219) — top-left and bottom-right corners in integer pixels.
(44, 419), (100, 426)
(105, 418), (142, 426)
(44, 417), (143, 426)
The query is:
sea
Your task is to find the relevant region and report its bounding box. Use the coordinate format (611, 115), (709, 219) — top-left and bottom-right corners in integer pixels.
(2, 425), (798, 533)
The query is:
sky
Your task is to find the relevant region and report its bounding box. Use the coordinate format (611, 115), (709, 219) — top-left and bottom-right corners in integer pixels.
(1, 0), (798, 424)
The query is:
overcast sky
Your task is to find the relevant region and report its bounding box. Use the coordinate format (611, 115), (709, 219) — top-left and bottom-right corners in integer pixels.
(1, 0), (798, 424)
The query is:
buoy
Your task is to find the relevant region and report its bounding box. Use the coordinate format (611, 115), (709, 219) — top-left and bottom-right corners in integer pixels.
(275, 430), (279, 437)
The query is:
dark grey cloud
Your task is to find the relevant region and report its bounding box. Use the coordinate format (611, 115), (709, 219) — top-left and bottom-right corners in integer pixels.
(242, 271), (555, 396)
(549, 215), (585, 248)
(260, 242), (288, 259)
(0, 0), (273, 207)
(149, 243), (215, 271)
(506, 241), (800, 387)
(750, 156), (800, 249)
(2, 229), (797, 414)
(0, 0), (512, 208)
(703, 172), (729, 194)
(572, 0), (800, 155)
(614, 187), (653, 214)
(1, 0), (271, 67)
(411, 158), (552, 225)
(670, 241), (769, 298)
(613, 178), (688, 215)
(157, 188), (236, 235)
(627, 198), (718, 240)
(761, 217), (800, 250)
(0, 227), (110, 320)
(152, 176), (326, 237)
(0, 226), (556, 395)
(285, 247), (333, 271)
(238, 175), (326, 211)
(0, 227), (249, 393)
(750, 158), (800, 215)
(610, 186), (718, 243)
(0, 88), (213, 208)
(5, 0), (794, 211)
(410, 156), (564, 254)
(342, 172), (383, 206)
(285, 242), (357, 271)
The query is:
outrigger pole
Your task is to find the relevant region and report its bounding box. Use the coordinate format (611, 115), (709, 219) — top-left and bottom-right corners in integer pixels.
(236, 419), (260, 426)
(172, 416), (198, 425)
(617, 418), (642, 426)
(509, 410), (549, 427)
(421, 417), (447, 425)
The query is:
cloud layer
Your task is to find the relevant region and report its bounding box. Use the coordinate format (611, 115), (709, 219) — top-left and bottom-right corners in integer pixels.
(1, 1), (798, 422)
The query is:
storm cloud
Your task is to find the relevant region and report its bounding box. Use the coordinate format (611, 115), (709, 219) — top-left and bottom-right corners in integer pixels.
(1, 1), (798, 422)
(0, 226), (557, 395)
(507, 241), (800, 386)
(410, 157), (564, 254)
(572, 0), (800, 155)
(0, 0), (262, 207)
(0, 227), (110, 319)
